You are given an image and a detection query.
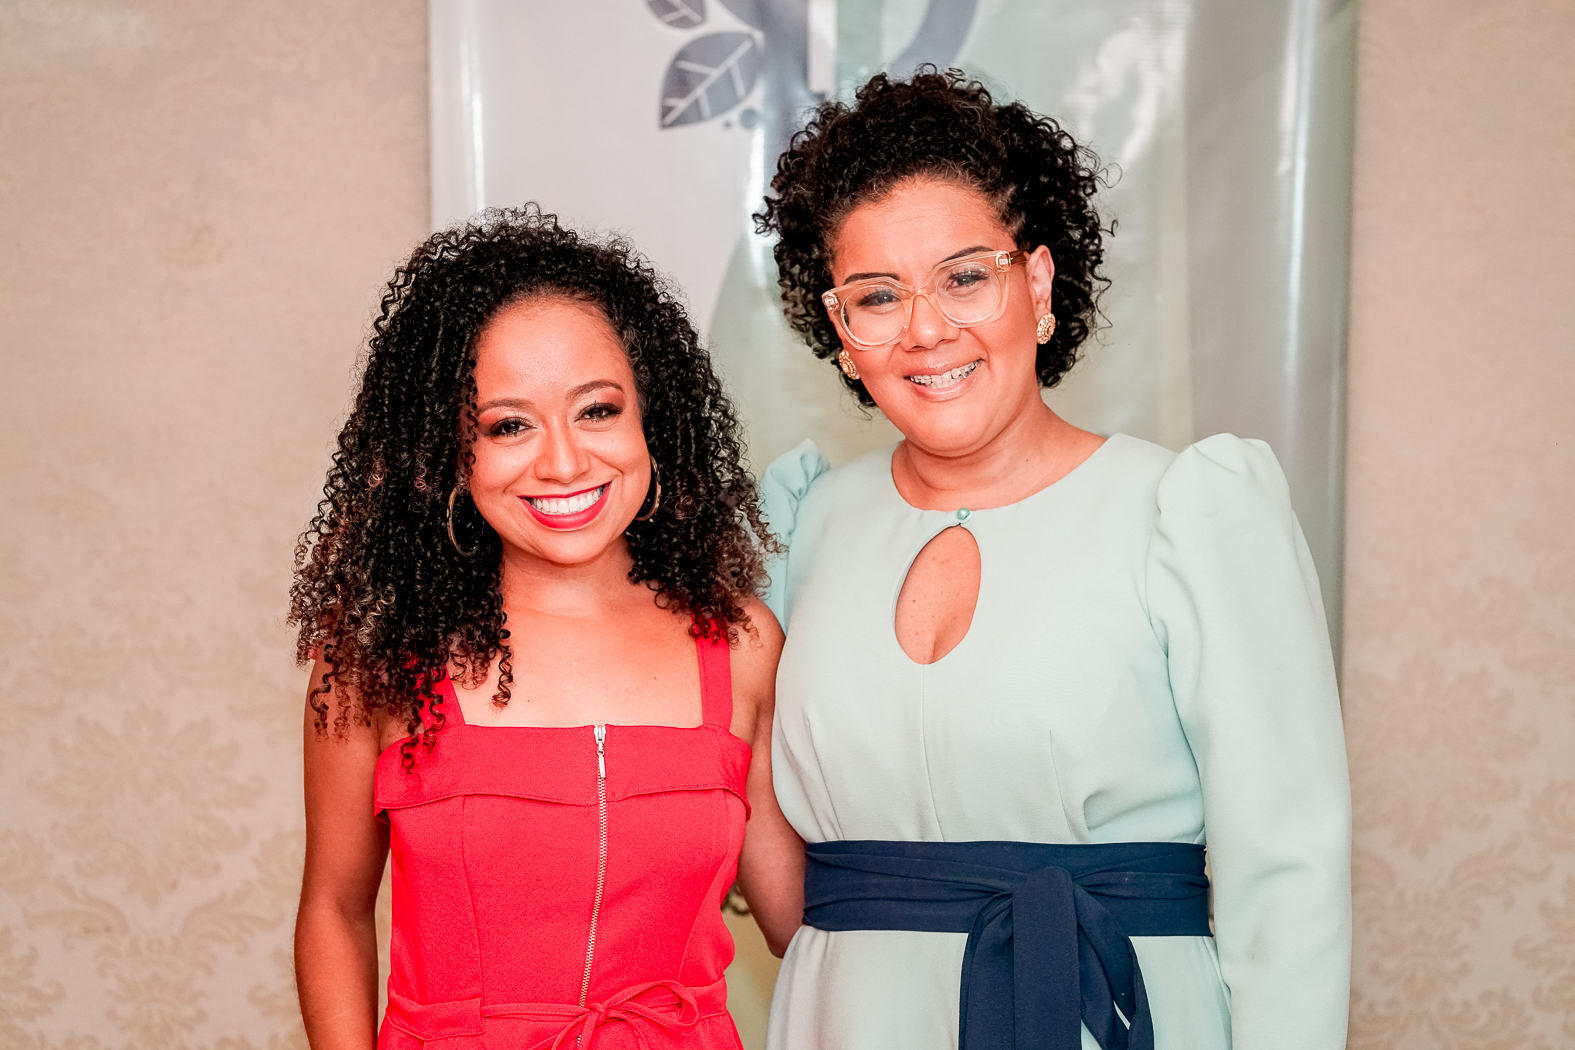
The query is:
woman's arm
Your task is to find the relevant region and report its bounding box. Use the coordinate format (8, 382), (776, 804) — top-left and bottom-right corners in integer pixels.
(730, 600), (805, 957)
(1148, 437), (1351, 1048)
(295, 658), (390, 1050)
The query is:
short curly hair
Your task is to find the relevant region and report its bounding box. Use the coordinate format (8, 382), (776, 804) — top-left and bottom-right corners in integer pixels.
(289, 205), (772, 767)
(755, 68), (1110, 405)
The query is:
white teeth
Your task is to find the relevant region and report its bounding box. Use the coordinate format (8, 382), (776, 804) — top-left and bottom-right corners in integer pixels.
(907, 360), (979, 389)
(526, 484), (606, 516)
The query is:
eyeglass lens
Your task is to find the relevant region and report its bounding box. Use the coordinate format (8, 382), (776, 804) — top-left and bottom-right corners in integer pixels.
(840, 256), (1008, 346)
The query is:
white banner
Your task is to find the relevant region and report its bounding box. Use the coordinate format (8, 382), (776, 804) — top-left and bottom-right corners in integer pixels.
(430, 0), (1354, 641)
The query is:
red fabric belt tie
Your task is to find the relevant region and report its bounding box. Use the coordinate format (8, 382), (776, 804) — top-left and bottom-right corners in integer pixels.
(387, 976), (728, 1050)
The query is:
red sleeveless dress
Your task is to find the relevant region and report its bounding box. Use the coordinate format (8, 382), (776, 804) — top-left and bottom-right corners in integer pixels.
(373, 633), (751, 1050)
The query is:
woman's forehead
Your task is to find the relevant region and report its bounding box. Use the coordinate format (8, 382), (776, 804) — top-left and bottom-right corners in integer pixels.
(472, 297), (632, 396)
(828, 177), (1013, 282)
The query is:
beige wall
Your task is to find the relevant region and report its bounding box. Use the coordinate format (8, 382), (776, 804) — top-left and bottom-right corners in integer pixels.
(0, 1), (427, 1046)
(2, 1), (1572, 1048)
(1342, 1), (1575, 1046)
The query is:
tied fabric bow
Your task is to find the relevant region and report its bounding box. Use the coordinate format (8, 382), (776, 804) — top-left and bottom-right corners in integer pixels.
(803, 840), (1211, 1050)
(486, 979), (705, 1050)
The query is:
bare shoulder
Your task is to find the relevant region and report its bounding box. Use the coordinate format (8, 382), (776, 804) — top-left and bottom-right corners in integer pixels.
(302, 655), (402, 755)
(733, 596), (784, 663)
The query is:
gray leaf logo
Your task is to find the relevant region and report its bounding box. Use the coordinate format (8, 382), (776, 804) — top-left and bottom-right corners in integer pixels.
(646, 0), (705, 30)
(660, 31), (762, 127)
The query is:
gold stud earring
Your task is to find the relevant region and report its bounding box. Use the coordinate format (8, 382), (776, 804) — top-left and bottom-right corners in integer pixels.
(838, 348), (861, 381)
(1033, 311), (1058, 344)
(1036, 313), (1058, 345)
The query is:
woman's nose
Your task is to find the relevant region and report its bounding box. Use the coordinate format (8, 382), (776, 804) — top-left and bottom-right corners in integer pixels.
(534, 422), (589, 481)
(902, 291), (958, 349)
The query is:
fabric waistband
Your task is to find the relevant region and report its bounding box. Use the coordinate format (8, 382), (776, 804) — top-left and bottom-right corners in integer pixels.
(803, 839), (1210, 1050)
(385, 975), (728, 1050)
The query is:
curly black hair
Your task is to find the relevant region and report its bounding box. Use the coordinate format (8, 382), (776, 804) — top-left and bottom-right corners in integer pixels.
(289, 204), (772, 767)
(755, 68), (1111, 405)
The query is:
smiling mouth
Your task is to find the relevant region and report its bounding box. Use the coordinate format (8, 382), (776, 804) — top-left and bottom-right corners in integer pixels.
(522, 484), (608, 518)
(906, 360), (980, 390)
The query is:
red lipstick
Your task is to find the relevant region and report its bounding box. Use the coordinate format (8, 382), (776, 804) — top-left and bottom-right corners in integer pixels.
(518, 483), (610, 530)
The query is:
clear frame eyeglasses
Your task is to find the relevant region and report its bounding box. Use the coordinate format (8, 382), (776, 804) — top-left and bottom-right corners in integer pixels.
(821, 249), (1026, 350)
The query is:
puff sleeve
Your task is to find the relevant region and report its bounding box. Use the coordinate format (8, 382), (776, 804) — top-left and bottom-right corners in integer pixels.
(1145, 434), (1351, 1049)
(759, 440), (832, 626)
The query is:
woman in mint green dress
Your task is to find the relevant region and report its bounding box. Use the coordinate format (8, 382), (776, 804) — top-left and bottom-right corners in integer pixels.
(752, 71), (1350, 1050)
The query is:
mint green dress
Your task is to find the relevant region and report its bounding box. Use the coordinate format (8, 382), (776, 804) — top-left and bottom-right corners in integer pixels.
(760, 433), (1350, 1050)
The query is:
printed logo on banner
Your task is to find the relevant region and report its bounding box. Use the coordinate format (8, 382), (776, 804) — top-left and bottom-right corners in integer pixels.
(649, 1), (977, 143)
(661, 33), (763, 126)
(647, 0), (707, 30)
(650, 0), (768, 129)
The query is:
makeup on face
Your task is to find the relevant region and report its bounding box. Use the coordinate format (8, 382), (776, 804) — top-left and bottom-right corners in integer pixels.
(518, 482), (611, 530)
(827, 178), (1053, 454)
(467, 297), (652, 567)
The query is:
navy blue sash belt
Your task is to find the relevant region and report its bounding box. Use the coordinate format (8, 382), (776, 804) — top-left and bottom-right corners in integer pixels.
(803, 840), (1210, 1050)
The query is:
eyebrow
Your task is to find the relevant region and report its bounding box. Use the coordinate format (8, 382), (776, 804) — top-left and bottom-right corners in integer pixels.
(476, 380), (624, 412)
(839, 245), (998, 284)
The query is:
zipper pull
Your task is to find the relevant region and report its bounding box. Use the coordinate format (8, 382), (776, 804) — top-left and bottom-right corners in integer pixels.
(594, 724), (606, 779)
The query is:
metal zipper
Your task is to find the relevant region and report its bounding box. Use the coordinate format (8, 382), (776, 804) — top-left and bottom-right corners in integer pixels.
(578, 724), (609, 1007)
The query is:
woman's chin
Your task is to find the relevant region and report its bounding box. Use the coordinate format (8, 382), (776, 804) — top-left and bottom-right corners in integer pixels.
(893, 416), (999, 460)
(878, 387), (998, 453)
(491, 516), (636, 571)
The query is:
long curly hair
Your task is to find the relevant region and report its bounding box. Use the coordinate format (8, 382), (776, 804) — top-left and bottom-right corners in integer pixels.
(755, 68), (1111, 406)
(289, 205), (772, 767)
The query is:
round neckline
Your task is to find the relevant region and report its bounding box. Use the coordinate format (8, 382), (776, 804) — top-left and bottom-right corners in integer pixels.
(882, 433), (1124, 517)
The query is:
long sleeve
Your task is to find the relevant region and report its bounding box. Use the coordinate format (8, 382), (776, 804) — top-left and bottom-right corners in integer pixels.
(1145, 434), (1351, 1049)
(759, 439), (832, 627)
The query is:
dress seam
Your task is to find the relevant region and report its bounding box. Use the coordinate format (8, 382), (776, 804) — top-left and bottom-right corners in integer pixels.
(460, 795), (484, 1001)
(1140, 482), (1167, 659)
(811, 730), (848, 839)
(674, 791), (731, 980)
(917, 664), (944, 834)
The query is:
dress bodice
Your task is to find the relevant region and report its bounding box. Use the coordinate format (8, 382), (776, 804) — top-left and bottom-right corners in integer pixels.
(373, 633), (751, 1050)
(770, 435), (1199, 847)
(761, 434), (1351, 1050)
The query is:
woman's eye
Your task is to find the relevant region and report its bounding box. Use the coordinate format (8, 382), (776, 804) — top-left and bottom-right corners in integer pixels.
(581, 402), (622, 422)
(946, 268), (992, 289)
(855, 286), (901, 309)
(489, 417), (530, 437)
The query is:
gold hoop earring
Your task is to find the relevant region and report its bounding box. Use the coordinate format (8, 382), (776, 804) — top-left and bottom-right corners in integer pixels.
(446, 485), (479, 556)
(634, 458), (662, 522)
(1035, 313), (1058, 344)
(838, 348), (861, 380)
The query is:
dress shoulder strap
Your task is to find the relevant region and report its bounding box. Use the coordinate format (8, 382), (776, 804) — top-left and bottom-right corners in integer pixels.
(694, 630), (733, 729)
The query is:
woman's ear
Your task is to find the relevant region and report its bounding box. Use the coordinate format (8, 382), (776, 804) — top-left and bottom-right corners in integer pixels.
(1025, 244), (1056, 319)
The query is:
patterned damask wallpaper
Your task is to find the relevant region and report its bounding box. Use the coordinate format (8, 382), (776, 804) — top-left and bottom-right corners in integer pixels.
(1, 1), (1571, 1049)
(1342, 1), (1575, 1047)
(0, 1), (428, 1045)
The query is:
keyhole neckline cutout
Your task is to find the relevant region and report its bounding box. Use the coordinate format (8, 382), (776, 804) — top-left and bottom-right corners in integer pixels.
(894, 523), (982, 666)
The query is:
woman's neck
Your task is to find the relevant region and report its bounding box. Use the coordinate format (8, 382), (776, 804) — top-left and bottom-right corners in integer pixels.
(497, 540), (644, 623)
(891, 402), (1106, 511)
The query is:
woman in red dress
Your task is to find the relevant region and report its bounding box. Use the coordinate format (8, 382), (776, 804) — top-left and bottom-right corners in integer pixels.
(290, 206), (804, 1050)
